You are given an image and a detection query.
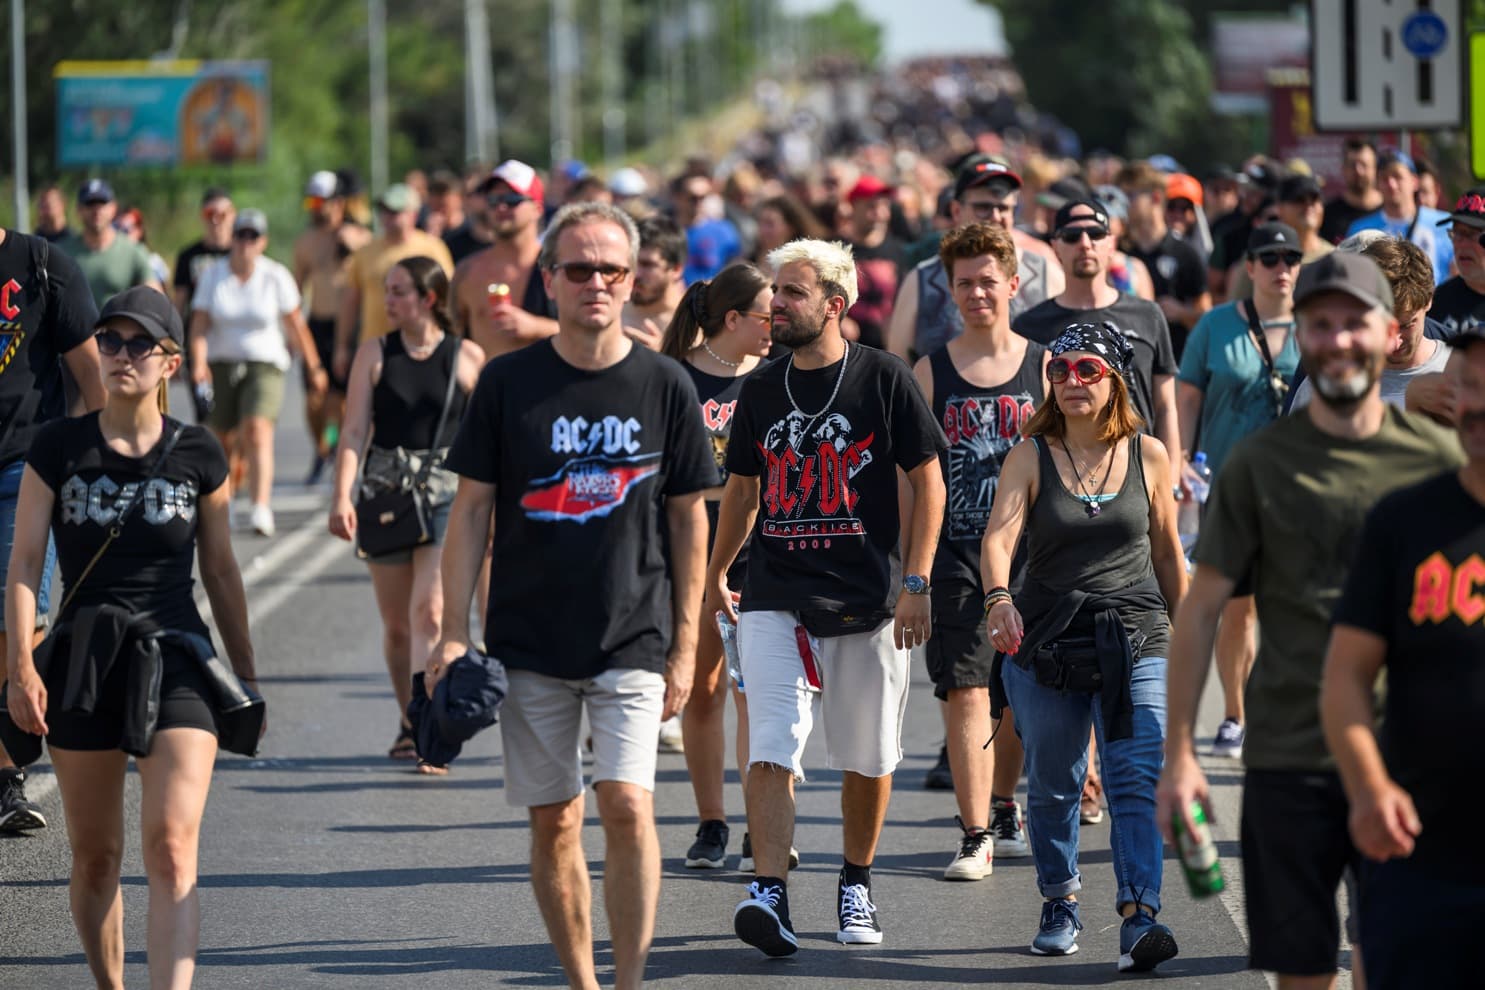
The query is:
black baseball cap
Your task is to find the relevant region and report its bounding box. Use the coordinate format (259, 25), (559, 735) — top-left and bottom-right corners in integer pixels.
(1277, 174), (1323, 203)
(1436, 188), (1485, 229)
(1294, 253), (1394, 314)
(77, 179), (114, 205)
(1247, 222), (1301, 256)
(96, 286), (184, 347)
(1054, 199), (1111, 234)
(954, 156), (1023, 200)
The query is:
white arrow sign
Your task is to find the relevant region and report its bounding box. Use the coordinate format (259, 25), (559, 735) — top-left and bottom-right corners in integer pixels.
(1311, 0), (1462, 129)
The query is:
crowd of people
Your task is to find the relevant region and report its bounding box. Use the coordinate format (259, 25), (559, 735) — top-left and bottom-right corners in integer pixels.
(0, 76), (1482, 989)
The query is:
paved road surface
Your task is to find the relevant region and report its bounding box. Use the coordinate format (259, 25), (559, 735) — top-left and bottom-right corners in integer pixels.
(0, 376), (1350, 988)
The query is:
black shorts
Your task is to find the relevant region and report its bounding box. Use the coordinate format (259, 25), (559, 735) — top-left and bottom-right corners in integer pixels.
(305, 316), (347, 394)
(46, 652), (220, 751)
(925, 577), (994, 701)
(1241, 769), (1360, 976)
(1361, 857), (1484, 989)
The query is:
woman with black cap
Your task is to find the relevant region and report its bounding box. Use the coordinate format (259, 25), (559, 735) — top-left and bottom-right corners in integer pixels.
(979, 321), (1187, 971)
(3, 285), (260, 988)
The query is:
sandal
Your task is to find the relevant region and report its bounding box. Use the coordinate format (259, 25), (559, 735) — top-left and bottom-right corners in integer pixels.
(389, 724), (418, 760)
(416, 759), (449, 776)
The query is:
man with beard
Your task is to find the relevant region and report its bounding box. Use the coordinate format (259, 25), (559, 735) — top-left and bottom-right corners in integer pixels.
(293, 171), (371, 481)
(451, 160), (559, 361)
(443, 166), (498, 264)
(1321, 140), (1383, 244)
(621, 216), (687, 351)
(1158, 252), (1462, 989)
(58, 180), (161, 307)
(707, 239), (946, 955)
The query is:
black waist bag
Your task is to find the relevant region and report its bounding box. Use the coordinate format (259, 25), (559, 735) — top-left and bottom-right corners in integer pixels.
(798, 608), (892, 639)
(1030, 636), (1103, 693)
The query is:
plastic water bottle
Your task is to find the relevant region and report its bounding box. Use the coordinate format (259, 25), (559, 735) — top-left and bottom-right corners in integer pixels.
(1178, 451), (1211, 556)
(1173, 801), (1225, 897)
(717, 611), (743, 691)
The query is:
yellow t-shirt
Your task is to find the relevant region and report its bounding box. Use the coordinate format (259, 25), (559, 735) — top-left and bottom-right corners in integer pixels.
(345, 230), (455, 341)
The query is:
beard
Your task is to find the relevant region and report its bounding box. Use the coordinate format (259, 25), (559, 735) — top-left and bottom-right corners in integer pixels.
(1309, 345), (1383, 411)
(772, 300), (828, 349)
(1071, 256), (1100, 279)
(630, 279), (666, 306)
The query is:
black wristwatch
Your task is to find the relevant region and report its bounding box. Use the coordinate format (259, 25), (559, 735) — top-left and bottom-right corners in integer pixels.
(903, 574), (931, 595)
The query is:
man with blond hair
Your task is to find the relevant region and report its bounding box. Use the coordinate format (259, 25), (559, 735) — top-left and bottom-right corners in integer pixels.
(706, 239), (947, 956)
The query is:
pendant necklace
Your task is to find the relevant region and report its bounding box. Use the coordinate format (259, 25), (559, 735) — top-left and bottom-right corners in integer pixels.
(1058, 435), (1115, 518)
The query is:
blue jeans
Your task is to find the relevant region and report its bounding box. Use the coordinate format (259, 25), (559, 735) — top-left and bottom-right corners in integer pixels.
(0, 458), (55, 633)
(1001, 654), (1168, 914)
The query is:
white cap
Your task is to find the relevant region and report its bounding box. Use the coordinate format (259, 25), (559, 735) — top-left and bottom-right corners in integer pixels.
(304, 170), (339, 198)
(609, 167), (648, 198)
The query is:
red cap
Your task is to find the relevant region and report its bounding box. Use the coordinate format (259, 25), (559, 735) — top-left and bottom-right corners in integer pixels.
(847, 175), (894, 203)
(1165, 173), (1203, 207)
(482, 159), (545, 208)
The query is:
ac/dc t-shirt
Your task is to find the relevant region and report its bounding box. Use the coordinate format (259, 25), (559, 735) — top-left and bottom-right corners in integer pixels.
(446, 339), (718, 680)
(683, 359), (756, 588)
(1428, 276), (1485, 339)
(725, 344), (947, 615)
(0, 231), (98, 468)
(26, 415), (228, 637)
(1333, 472), (1485, 883)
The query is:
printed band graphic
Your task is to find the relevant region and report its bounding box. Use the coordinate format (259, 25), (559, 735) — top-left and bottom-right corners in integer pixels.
(758, 410), (874, 549)
(943, 391), (1034, 542)
(520, 453), (661, 524)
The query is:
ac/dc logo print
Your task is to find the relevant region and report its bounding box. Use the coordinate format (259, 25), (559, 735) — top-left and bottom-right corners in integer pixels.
(0, 278), (27, 376)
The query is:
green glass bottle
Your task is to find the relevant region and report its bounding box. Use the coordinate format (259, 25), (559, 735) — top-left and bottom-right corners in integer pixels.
(1173, 800), (1224, 897)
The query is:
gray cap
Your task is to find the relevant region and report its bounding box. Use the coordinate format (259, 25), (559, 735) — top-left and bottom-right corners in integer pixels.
(233, 208), (268, 235)
(97, 286), (184, 347)
(1294, 252), (1394, 314)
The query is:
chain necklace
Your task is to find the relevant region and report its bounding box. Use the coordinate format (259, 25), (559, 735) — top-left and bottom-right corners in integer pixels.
(1058, 435), (1115, 518)
(403, 327), (444, 359)
(784, 342), (850, 451)
(701, 338), (741, 368)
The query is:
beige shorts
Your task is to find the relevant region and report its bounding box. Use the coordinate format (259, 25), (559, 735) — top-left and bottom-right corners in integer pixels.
(499, 667), (666, 807)
(737, 610), (909, 781)
(207, 361), (285, 431)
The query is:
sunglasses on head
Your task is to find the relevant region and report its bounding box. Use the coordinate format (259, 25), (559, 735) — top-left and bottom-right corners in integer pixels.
(1047, 355), (1111, 386)
(95, 329), (164, 361)
(487, 192), (530, 209)
(1054, 226), (1110, 244)
(1254, 250), (1303, 268)
(550, 262), (631, 286)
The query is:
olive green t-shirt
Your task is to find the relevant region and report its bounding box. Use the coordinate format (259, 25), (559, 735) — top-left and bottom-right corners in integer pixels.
(58, 234), (156, 308)
(1194, 403), (1464, 771)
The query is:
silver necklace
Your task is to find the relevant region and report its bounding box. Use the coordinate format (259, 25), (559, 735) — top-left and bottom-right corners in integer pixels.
(784, 342), (850, 450)
(702, 339), (741, 368)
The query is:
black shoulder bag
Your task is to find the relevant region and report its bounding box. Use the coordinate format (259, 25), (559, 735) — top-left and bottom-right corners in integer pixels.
(1243, 300), (1291, 418)
(355, 342), (460, 558)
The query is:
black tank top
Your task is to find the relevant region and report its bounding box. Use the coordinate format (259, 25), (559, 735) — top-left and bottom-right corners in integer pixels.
(929, 341), (1044, 584)
(371, 331), (467, 451)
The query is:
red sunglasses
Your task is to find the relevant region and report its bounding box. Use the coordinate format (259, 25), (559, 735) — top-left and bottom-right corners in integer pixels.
(1047, 356), (1111, 386)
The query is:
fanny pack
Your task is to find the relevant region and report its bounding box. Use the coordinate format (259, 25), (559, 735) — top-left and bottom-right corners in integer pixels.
(1030, 636), (1103, 694)
(797, 608), (892, 639)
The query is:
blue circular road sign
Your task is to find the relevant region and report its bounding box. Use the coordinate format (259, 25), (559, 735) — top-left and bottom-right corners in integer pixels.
(1402, 10), (1449, 59)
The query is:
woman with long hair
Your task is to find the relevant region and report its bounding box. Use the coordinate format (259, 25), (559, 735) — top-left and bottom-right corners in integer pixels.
(4, 287), (260, 988)
(752, 195), (828, 268)
(660, 262), (776, 870)
(329, 256), (483, 771)
(980, 322), (1187, 970)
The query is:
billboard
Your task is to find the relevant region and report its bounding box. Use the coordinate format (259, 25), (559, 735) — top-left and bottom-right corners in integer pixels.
(55, 60), (269, 167)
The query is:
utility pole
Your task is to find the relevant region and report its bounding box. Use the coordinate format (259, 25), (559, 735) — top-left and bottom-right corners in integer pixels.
(368, 0), (389, 196)
(464, 0), (498, 164)
(11, 0), (28, 232)
(550, 0), (578, 166)
(600, 0), (625, 168)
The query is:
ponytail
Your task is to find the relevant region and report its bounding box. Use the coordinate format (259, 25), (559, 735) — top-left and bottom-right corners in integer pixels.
(661, 281), (709, 360)
(394, 256), (455, 335)
(659, 262), (773, 362)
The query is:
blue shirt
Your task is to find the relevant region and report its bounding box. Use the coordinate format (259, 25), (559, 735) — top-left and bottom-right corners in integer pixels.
(684, 218), (742, 285)
(1177, 301), (1300, 478)
(1346, 206), (1455, 286)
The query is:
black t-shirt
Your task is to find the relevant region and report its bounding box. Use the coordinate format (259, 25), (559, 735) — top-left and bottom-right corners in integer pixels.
(446, 340), (718, 679)
(38, 226), (71, 245)
(1427, 277), (1485, 339)
(1127, 232), (1206, 354)
(724, 344), (947, 615)
(0, 231), (98, 468)
(682, 359), (756, 588)
(1320, 196), (1371, 245)
(1332, 472), (1485, 883)
(443, 223), (494, 266)
(172, 239), (230, 304)
(27, 415), (228, 637)
(848, 238), (907, 351)
(1013, 295), (1176, 432)
(1208, 213), (1248, 275)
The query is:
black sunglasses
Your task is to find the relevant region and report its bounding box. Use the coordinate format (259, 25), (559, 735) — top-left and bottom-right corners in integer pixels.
(233, 229), (263, 242)
(95, 329), (164, 360)
(1055, 226), (1110, 244)
(487, 192), (530, 209)
(550, 262), (631, 286)
(1254, 251), (1303, 268)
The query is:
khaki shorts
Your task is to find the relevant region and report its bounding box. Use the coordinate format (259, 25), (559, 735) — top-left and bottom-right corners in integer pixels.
(207, 361), (286, 431)
(737, 610), (910, 781)
(499, 667), (666, 807)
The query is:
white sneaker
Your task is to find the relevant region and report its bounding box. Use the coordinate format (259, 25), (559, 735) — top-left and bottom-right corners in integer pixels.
(249, 503), (276, 537)
(990, 799), (1030, 858)
(943, 819), (993, 881)
(657, 715), (684, 753)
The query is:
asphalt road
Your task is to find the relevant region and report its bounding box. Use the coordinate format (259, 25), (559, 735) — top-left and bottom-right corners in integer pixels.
(0, 375), (1349, 988)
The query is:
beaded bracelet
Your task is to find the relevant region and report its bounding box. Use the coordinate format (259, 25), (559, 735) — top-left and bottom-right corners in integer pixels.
(982, 590), (1013, 614)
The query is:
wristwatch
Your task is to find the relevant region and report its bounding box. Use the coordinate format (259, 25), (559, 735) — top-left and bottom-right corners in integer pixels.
(903, 574), (931, 595)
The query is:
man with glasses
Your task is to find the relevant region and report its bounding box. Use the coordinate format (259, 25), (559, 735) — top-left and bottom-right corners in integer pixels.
(332, 182), (454, 380)
(451, 160), (558, 362)
(56, 179), (161, 308)
(886, 157), (1064, 367)
(1117, 163), (1211, 359)
(1428, 189), (1485, 337)
(1228, 175), (1334, 302)
(1346, 151), (1453, 287)
(430, 201), (716, 990)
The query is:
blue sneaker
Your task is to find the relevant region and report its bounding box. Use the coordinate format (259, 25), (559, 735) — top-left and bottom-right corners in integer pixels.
(1118, 911), (1178, 972)
(1030, 897), (1082, 956)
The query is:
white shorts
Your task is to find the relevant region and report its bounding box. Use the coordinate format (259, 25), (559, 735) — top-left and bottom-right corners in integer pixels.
(499, 667), (666, 807)
(737, 610), (909, 781)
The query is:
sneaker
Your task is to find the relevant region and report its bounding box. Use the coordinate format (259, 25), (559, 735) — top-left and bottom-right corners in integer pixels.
(990, 798), (1030, 858)
(304, 453), (328, 487)
(249, 503), (276, 537)
(836, 873), (883, 944)
(943, 816), (993, 881)
(685, 819), (729, 869)
(1030, 897), (1083, 956)
(924, 743), (953, 790)
(1118, 911), (1179, 972)
(1080, 776), (1104, 826)
(734, 880), (798, 957)
(1212, 718), (1245, 759)
(0, 768), (46, 832)
(657, 715), (685, 753)
(738, 832), (798, 873)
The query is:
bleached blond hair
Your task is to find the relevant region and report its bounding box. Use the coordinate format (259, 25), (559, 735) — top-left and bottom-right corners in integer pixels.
(768, 239), (859, 309)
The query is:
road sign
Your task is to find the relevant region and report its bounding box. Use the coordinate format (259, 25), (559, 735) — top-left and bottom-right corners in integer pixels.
(1473, 32), (1485, 180)
(1311, 0), (1463, 130)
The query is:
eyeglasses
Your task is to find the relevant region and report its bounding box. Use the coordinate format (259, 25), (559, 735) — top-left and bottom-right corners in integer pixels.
(1046, 356), (1111, 386)
(233, 229), (263, 242)
(550, 262), (631, 285)
(1054, 226), (1110, 244)
(487, 192), (530, 209)
(1254, 251), (1303, 268)
(1448, 224), (1484, 243)
(95, 329), (164, 361)
(743, 310), (772, 324)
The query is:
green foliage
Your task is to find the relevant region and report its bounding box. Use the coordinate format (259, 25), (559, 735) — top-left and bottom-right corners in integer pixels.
(800, 0), (883, 68)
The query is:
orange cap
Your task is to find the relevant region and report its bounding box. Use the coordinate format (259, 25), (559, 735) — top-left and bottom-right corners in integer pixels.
(1165, 173), (1203, 207)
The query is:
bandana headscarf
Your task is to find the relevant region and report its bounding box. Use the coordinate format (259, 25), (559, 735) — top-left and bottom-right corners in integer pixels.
(1049, 321), (1135, 378)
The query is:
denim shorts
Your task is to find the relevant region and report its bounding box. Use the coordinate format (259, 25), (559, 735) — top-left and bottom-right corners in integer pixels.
(0, 459), (56, 633)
